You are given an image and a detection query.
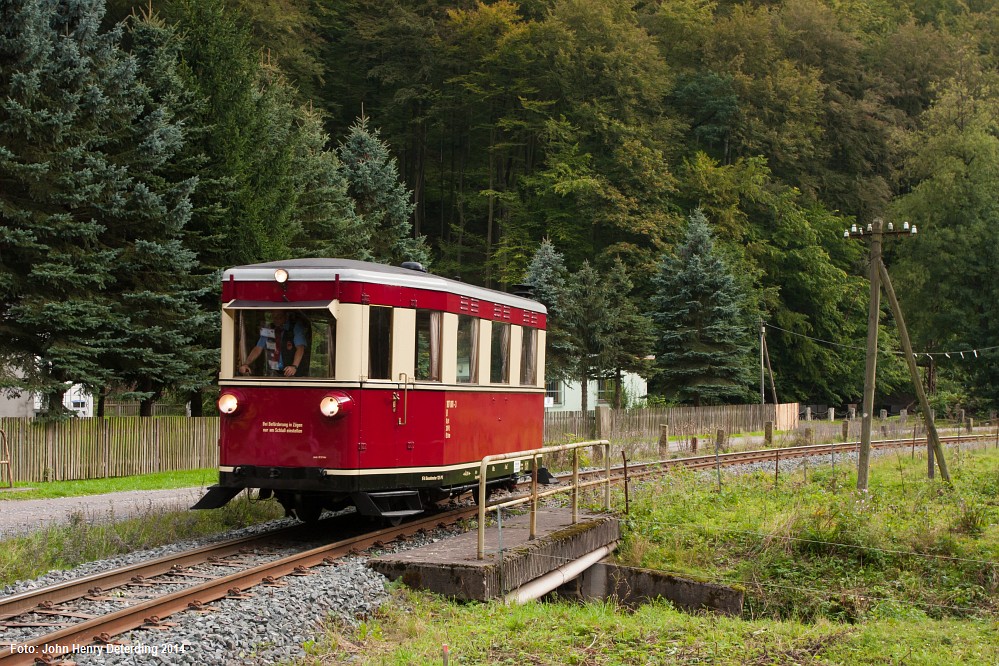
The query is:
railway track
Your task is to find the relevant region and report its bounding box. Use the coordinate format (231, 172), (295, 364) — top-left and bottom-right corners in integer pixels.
(0, 508), (478, 665)
(571, 433), (995, 484)
(1, 433), (991, 663)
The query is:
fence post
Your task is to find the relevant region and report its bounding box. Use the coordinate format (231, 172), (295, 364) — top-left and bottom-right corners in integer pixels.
(714, 432), (722, 491)
(45, 421), (55, 481)
(841, 420), (849, 442)
(0, 429), (12, 488)
(593, 405), (611, 466)
(764, 421), (773, 447)
(966, 418), (973, 434)
(658, 424), (670, 457)
(715, 428), (727, 452)
(595, 405), (611, 438)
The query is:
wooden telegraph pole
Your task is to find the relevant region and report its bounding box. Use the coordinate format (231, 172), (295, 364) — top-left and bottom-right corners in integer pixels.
(844, 217), (950, 489)
(858, 219), (882, 491)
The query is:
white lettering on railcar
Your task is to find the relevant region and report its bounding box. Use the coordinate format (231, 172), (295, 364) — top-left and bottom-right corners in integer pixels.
(261, 421), (303, 434)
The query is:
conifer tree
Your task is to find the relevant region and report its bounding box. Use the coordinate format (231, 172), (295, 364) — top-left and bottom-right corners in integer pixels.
(115, 8), (216, 415)
(601, 259), (653, 408)
(562, 261), (613, 415)
(0, 0), (201, 415)
(524, 239), (573, 384)
(649, 210), (752, 406)
(337, 115), (429, 265)
(290, 106), (366, 259)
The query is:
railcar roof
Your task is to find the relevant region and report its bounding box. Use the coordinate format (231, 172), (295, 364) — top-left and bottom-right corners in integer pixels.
(224, 258), (546, 313)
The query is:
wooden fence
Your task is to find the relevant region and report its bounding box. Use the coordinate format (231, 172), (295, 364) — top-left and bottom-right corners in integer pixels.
(1, 403), (798, 483)
(545, 403), (798, 445)
(0, 417), (218, 483)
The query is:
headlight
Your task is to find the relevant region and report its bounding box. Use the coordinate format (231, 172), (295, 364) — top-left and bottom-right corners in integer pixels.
(319, 392), (353, 419)
(218, 392), (240, 415)
(320, 396), (340, 417)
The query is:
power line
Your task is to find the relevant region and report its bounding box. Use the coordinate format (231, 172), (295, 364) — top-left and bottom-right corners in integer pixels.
(764, 322), (999, 360)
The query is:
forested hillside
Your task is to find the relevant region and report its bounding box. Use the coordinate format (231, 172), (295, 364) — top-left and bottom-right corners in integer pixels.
(3, 0), (998, 412)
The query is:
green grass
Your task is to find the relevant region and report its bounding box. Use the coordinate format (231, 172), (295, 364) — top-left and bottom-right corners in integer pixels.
(293, 445), (999, 665)
(0, 496), (284, 587)
(617, 446), (999, 622)
(0, 468), (218, 500)
(296, 586), (999, 665)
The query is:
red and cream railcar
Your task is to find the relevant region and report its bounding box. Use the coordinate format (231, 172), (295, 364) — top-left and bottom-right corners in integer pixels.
(194, 259), (547, 521)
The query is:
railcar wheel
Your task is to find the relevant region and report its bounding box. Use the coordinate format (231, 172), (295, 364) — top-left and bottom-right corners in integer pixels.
(293, 500), (324, 523)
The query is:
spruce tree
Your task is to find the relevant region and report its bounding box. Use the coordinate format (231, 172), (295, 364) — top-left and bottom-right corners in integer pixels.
(290, 106), (366, 259)
(524, 239), (574, 384)
(115, 8), (215, 415)
(562, 261), (614, 415)
(0, 0), (199, 414)
(649, 210), (752, 406)
(601, 259), (653, 408)
(337, 115), (429, 265)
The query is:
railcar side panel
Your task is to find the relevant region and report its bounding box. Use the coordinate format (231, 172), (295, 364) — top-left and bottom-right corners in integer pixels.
(441, 391), (543, 464)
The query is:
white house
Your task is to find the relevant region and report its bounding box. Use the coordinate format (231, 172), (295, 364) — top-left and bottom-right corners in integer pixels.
(545, 373), (648, 412)
(0, 384), (94, 418)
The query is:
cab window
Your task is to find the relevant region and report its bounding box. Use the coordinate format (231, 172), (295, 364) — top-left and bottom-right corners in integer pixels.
(234, 309), (335, 378)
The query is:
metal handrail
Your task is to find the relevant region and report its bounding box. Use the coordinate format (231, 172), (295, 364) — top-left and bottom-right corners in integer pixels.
(477, 439), (610, 560)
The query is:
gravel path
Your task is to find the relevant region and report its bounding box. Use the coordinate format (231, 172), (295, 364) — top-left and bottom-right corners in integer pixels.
(0, 486), (210, 538)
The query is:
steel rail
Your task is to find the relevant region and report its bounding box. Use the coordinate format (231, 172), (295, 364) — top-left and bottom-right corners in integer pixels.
(0, 508), (478, 665)
(554, 434), (994, 485)
(0, 525), (305, 623)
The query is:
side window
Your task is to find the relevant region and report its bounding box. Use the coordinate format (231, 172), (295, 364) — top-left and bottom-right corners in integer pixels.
(304, 312), (336, 378)
(520, 327), (537, 385)
(490, 322), (510, 384)
(456, 315), (478, 383)
(368, 306), (392, 379)
(415, 309), (442, 381)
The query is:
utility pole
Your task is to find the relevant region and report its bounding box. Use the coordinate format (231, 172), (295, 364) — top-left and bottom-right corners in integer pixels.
(858, 218), (882, 491)
(760, 321), (766, 406)
(844, 217), (949, 488)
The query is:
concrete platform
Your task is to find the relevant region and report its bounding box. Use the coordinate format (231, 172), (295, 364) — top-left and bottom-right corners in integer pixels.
(369, 509), (619, 601)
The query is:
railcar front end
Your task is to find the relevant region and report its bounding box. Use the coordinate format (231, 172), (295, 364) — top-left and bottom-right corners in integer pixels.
(194, 259), (547, 522)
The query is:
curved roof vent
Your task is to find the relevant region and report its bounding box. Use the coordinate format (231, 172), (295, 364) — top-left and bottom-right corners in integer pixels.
(401, 261), (428, 273)
(511, 283), (535, 299)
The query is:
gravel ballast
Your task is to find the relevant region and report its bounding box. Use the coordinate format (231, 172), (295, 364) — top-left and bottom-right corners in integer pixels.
(1, 512), (460, 666)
